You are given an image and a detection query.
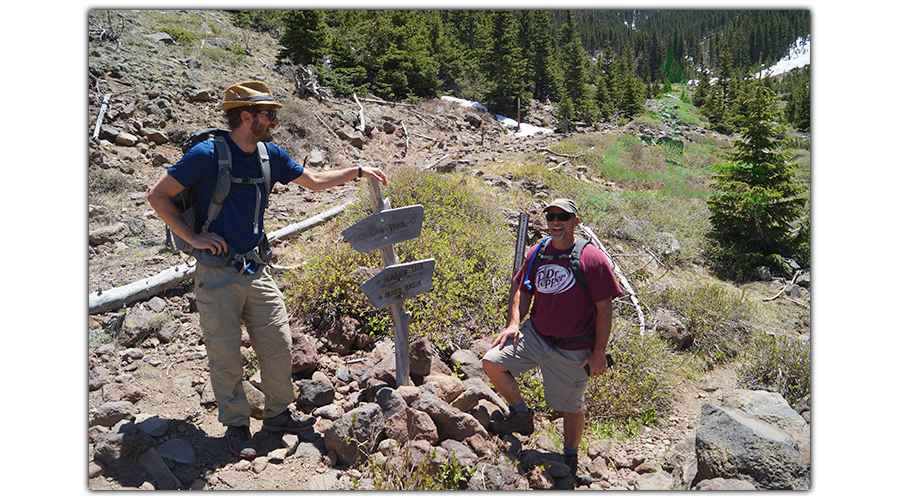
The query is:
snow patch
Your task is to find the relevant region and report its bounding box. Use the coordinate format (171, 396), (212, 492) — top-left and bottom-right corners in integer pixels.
(440, 96), (555, 137)
(757, 35), (810, 78)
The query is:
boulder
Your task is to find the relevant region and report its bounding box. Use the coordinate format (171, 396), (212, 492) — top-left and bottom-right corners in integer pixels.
(449, 349), (489, 383)
(654, 310), (692, 349)
(384, 407), (439, 444)
(322, 315), (360, 355)
(91, 401), (139, 427)
(323, 403), (385, 466)
(695, 403), (809, 490)
(719, 389), (810, 466)
(411, 386), (488, 442)
(423, 374), (464, 403)
(119, 308), (154, 347)
(693, 477), (756, 490)
(295, 378), (336, 408)
(89, 222), (128, 246)
(290, 332), (318, 376)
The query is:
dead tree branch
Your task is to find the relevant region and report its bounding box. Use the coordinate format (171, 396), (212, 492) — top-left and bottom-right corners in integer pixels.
(580, 224), (646, 336)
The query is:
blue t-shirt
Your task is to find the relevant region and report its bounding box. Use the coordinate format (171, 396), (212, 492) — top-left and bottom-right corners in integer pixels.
(168, 135), (304, 254)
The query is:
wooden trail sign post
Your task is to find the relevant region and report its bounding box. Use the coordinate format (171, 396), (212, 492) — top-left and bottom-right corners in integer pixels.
(514, 213), (529, 273)
(341, 178), (435, 387)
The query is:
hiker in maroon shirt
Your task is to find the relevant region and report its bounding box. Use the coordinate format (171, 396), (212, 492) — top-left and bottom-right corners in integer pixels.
(482, 198), (622, 483)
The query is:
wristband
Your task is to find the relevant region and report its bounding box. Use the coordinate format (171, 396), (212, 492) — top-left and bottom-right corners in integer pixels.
(357, 166), (362, 178)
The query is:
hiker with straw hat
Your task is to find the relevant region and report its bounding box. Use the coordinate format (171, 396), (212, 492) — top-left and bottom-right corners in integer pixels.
(149, 81), (387, 459)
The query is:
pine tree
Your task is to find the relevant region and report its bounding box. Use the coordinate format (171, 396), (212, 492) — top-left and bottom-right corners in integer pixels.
(558, 11), (593, 122)
(595, 73), (612, 119)
(528, 10), (562, 102)
(708, 74), (808, 275)
(692, 69), (711, 109)
(277, 10), (329, 66)
(483, 10), (531, 117)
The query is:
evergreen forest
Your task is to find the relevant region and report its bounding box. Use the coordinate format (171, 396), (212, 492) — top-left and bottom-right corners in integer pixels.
(235, 9), (809, 131)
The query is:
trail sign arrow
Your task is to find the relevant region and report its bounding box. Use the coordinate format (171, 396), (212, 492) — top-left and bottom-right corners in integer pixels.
(341, 205), (425, 253)
(361, 258), (436, 309)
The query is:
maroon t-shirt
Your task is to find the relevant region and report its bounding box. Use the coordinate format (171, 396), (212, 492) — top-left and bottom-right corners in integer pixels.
(513, 240), (623, 350)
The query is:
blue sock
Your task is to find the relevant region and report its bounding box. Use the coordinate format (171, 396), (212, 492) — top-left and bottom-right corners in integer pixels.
(564, 445), (578, 457)
(510, 400), (529, 414)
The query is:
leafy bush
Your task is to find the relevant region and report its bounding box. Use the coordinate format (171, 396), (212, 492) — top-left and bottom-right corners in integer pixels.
(650, 282), (757, 367)
(737, 334), (810, 406)
(158, 27), (199, 44)
(285, 168), (512, 350)
(582, 323), (681, 424)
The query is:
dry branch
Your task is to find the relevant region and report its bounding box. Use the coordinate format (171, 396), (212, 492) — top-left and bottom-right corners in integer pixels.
(539, 147), (584, 158)
(421, 154), (450, 170)
(314, 113), (340, 139)
(580, 224), (646, 336)
(763, 270), (802, 302)
(411, 133), (437, 142)
(358, 97), (416, 108)
(353, 94), (366, 133)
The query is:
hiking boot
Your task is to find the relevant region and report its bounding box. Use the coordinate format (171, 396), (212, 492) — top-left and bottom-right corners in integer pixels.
(488, 409), (534, 436)
(566, 455), (595, 486)
(226, 425), (256, 459)
(565, 454), (579, 477)
(262, 409), (316, 433)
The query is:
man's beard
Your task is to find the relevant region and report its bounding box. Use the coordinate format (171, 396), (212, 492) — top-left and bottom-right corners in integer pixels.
(250, 116), (273, 142)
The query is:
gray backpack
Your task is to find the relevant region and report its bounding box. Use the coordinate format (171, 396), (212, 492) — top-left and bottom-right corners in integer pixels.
(167, 129), (273, 267)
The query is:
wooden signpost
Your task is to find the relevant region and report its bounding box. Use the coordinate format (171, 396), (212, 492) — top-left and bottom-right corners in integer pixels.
(341, 205), (425, 254)
(342, 178), (435, 387)
(514, 213), (529, 273)
(360, 259), (436, 310)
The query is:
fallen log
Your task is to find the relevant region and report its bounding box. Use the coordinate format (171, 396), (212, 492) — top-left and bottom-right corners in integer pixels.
(89, 263), (195, 316)
(91, 93), (111, 139)
(89, 203), (351, 315)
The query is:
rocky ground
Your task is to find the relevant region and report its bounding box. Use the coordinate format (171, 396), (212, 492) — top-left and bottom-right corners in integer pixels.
(86, 9), (811, 491)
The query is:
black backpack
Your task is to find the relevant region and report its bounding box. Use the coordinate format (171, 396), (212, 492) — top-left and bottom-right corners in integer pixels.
(167, 129), (273, 265)
(523, 237), (593, 302)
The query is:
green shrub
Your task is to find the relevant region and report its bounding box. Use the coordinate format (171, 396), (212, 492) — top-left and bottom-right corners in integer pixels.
(582, 323), (681, 424)
(737, 334), (810, 406)
(158, 27), (199, 44)
(285, 168), (512, 350)
(650, 282), (757, 367)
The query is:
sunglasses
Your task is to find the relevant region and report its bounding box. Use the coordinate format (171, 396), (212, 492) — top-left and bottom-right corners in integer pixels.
(253, 109), (278, 121)
(545, 212), (574, 222)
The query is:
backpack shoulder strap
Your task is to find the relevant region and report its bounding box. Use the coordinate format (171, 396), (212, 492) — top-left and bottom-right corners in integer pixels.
(524, 238), (550, 292)
(203, 135), (234, 231)
(569, 238), (593, 303)
(256, 141), (272, 196)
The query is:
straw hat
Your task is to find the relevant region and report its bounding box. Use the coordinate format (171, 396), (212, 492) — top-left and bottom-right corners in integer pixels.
(220, 81), (283, 111)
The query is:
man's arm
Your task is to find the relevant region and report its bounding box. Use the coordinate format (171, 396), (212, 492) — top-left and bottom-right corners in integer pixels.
(147, 173), (227, 255)
(292, 165), (387, 191)
(490, 281), (533, 350)
(582, 297), (613, 377)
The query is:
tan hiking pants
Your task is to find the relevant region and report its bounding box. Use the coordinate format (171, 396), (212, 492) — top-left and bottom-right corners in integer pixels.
(195, 264), (295, 427)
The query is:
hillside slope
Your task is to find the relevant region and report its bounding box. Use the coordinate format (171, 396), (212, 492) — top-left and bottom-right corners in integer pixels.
(87, 9), (810, 491)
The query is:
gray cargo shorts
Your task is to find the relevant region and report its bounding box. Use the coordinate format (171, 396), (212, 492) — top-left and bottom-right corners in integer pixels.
(482, 319), (591, 413)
